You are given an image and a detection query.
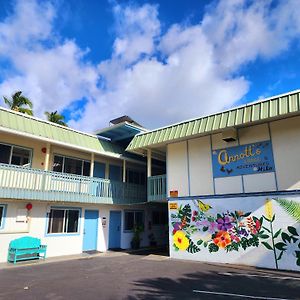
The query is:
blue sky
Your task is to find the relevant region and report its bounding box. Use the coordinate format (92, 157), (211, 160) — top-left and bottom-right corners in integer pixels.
(0, 0), (299, 132)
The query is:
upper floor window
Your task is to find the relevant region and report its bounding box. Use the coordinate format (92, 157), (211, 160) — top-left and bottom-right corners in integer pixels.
(0, 143), (32, 167)
(52, 155), (90, 176)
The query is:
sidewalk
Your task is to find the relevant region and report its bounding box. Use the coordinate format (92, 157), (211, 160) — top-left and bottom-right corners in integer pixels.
(0, 246), (168, 270)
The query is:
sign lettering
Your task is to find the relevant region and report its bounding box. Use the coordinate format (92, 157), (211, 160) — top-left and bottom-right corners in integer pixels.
(212, 140), (275, 178)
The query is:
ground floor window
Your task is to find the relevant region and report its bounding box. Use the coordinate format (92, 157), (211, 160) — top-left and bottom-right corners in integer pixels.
(47, 208), (80, 234)
(152, 210), (168, 226)
(124, 210), (144, 231)
(0, 205), (6, 229)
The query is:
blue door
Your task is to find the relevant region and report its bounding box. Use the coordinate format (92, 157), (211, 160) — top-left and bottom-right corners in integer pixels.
(83, 210), (99, 251)
(109, 211), (121, 249)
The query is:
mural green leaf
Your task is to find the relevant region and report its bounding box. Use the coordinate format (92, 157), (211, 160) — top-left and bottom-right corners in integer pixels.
(276, 198), (300, 222)
(277, 250), (284, 261)
(187, 239), (201, 254)
(262, 241), (273, 250)
(273, 229), (282, 239)
(287, 226), (298, 236)
(259, 234), (270, 239)
(281, 232), (291, 243)
(208, 243), (219, 253)
(274, 242), (286, 251)
(197, 240), (203, 246)
(262, 226), (271, 233)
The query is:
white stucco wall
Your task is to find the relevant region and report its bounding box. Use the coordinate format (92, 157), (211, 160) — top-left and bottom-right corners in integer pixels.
(0, 200), (168, 263)
(188, 136), (214, 196)
(270, 116), (300, 190)
(167, 141), (189, 197)
(166, 117), (300, 197)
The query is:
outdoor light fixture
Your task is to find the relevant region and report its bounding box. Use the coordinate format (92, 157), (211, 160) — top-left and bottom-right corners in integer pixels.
(222, 128), (237, 142)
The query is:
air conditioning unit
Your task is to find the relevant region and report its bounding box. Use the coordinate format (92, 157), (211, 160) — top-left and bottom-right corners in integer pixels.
(222, 128), (237, 142)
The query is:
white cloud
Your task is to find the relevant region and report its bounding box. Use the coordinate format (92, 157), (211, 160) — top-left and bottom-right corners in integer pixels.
(1, 0), (300, 132)
(0, 0), (99, 117)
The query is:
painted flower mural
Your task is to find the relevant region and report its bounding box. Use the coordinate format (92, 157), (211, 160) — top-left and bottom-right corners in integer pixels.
(173, 231), (189, 251)
(170, 198), (300, 269)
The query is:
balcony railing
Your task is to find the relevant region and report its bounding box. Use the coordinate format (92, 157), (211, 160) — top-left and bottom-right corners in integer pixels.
(0, 163), (146, 205)
(147, 174), (167, 202)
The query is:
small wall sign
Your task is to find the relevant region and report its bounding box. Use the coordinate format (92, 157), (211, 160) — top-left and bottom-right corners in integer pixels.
(102, 217), (107, 227)
(169, 202), (178, 210)
(170, 190), (178, 197)
(212, 140), (275, 178)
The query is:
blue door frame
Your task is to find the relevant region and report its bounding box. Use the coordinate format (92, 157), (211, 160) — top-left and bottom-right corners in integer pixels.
(83, 210), (99, 251)
(109, 211), (121, 249)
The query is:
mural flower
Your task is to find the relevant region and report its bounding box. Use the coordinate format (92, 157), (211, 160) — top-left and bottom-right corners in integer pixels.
(265, 198), (273, 220)
(217, 216), (233, 231)
(173, 230), (189, 251)
(213, 231), (232, 248)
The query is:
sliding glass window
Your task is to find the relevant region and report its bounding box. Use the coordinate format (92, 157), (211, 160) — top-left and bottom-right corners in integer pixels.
(52, 155), (90, 176)
(0, 143), (32, 167)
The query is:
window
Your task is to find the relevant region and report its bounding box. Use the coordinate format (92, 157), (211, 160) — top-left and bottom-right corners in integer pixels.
(47, 208), (80, 234)
(53, 155), (90, 176)
(152, 210), (168, 226)
(124, 211), (144, 231)
(0, 143), (31, 167)
(0, 205), (5, 229)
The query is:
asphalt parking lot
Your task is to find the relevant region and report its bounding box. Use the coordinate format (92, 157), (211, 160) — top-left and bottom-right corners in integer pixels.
(0, 250), (299, 300)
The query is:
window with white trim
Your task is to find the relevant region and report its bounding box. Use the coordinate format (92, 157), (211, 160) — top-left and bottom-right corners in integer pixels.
(47, 208), (80, 234)
(0, 143), (32, 167)
(124, 210), (144, 231)
(52, 155), (90, 176)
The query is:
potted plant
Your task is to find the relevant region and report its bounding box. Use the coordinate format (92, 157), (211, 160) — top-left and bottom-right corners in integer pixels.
(131, 224), (143, 249)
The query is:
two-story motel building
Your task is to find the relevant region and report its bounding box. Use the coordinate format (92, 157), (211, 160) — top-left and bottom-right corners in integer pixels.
(0, 110), (167, 263)
(1, 89), (300, 271)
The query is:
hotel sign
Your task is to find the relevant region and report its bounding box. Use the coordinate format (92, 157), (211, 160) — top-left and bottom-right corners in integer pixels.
(212, 140), (275, 178)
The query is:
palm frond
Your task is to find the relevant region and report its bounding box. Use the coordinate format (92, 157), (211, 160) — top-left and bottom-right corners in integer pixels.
(45, 110), (68, 127)
(18, 108), (34, 116)
(3, 96), (12, 108)
(275, 198), (300, 222)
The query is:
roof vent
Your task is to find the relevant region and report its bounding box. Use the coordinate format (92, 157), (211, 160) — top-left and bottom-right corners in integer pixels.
(222, 128), (237, 142)
(109, 115), (142, 127)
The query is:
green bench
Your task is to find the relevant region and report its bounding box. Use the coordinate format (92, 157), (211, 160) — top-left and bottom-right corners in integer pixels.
(7, 236), (47, 264)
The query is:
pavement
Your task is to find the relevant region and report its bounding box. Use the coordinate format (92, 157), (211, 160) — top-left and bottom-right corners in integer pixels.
(0, 249), (299, 300)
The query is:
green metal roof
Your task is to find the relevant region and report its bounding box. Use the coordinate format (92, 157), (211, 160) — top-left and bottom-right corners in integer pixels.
(127, 90), (300, 153)
(0, 107), (125, 157)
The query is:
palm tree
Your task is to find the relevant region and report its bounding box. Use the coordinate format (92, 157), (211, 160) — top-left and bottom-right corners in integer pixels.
(45, 111), (68, 127)
(3, 91), (34, 115)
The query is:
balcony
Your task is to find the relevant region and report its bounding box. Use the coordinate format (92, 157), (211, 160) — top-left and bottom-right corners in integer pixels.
(147, 174), (167, 202)
(0, 163), (146, 205)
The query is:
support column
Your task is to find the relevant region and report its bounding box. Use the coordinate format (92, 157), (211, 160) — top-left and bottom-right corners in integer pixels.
(123, 160), (126, 183)
(44, 143), (51, 171)
(147, 149), (152, 177)
(90, 153), (95, 177)
(105, 162), (109, 179)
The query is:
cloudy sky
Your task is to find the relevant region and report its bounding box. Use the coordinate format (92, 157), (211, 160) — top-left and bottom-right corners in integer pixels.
(0, 0), (299, 132)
